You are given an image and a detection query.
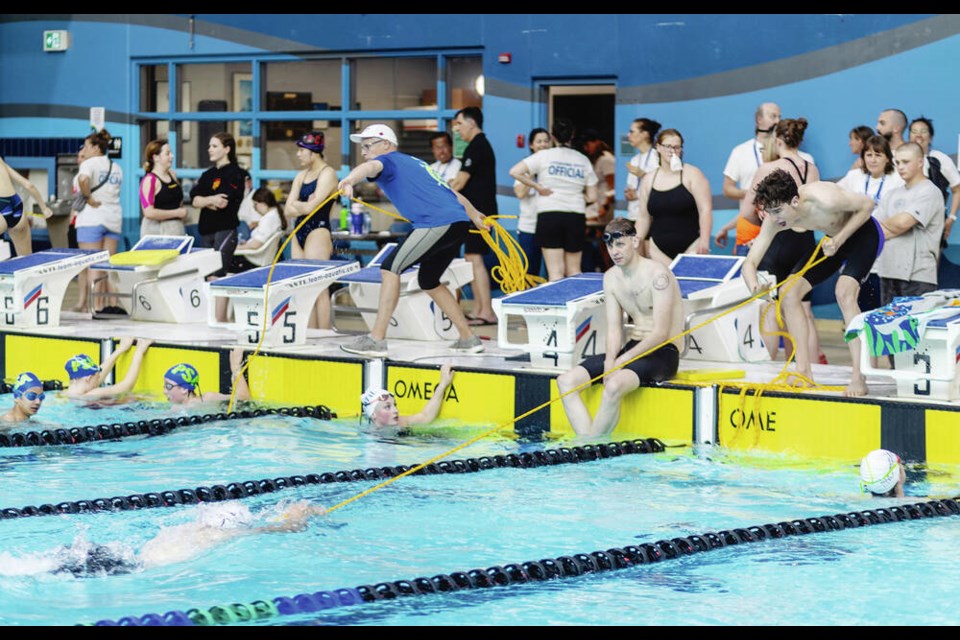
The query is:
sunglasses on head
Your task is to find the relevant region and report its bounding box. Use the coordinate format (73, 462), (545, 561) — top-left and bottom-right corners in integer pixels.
(602, 231), (636, 244)
(20, 391), (45, 402)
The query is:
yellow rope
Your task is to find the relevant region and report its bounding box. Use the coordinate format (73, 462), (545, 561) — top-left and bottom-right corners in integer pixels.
(325, 239), (840, 514)
(227, 190), (344, 413)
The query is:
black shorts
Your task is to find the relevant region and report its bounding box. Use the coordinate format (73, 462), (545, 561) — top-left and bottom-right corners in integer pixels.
(579, 341), (679, 384)
(383, 221), (471, 290)
(463, 227), (490, 255)
(759, 230), (816, 301)
(537, 211), (586, 253)
(800, 216), (882, 288)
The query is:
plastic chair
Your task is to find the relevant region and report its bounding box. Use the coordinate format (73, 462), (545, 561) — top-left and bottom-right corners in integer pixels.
(235, 231), (282, 267)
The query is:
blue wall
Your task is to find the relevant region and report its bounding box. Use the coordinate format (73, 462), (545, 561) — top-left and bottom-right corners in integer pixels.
(1, 13), (957, 255)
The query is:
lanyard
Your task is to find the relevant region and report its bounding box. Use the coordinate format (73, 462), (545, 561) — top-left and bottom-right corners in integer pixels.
(865, 175), (885, 203)
(753, 140), (762, 167)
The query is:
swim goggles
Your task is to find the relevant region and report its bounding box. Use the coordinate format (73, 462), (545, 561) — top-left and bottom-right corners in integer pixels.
(602, 230), (636, 244)
(20, 391), (45, 402)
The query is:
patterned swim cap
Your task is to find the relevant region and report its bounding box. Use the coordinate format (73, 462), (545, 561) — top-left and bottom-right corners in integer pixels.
(12, 372), (42, 397)
(860, 449), (902, 495)
(164, 363), (200, 391)
(65, 354), (101, 380)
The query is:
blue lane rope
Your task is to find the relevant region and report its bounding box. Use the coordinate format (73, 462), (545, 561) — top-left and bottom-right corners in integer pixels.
(83, 497), (960, 626)
(0, 439), (665, 520)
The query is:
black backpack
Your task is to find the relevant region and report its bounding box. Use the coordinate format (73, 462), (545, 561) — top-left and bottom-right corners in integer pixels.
(927, 154), (950, 205)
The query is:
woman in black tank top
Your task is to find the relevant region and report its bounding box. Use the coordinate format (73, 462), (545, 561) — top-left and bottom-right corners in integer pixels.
(635, 129), (713, 266)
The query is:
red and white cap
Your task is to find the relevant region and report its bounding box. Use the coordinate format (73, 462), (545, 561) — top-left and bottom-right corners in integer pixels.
(349, 124), (398, 146)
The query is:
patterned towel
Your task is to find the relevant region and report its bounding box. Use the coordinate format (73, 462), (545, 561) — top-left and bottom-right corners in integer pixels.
(844, 290), (960, 357)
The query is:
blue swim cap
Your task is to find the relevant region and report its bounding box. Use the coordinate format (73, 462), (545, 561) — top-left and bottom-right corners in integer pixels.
(12, 372), (42, 398)
(65, 354), (101, 380)
(164, 363), (199, 391)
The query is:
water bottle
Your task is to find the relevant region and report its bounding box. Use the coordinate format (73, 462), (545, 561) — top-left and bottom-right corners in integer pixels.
(362, 212), (372, 235)
(350, 203), (364, 235)
(339, 204), (349, 230)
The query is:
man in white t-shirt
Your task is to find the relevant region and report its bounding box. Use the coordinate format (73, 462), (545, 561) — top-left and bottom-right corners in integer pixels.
(716, 103), (815, 252)
(429, 132), (462, 184)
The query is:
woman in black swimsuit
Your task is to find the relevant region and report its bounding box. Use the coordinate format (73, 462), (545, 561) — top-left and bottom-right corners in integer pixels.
(743, 118), (826, 364)
(635, 129), (713, 266)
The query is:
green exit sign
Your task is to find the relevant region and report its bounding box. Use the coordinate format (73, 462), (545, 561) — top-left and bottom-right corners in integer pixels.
(43, 30), (70, 52)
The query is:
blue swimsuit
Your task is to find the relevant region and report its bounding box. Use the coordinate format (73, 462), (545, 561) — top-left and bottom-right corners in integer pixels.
(294, 170), (334, 247)
(0, 193), (24, 229)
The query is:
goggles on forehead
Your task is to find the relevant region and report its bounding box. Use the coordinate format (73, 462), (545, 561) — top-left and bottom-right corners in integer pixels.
(602, 230), (636, 244)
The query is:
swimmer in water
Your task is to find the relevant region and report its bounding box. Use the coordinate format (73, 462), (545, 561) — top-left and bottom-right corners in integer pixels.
(64, 337), (153, 401)
(41, 500), (327, 577)
(1, 372), (46, 425)
(163, 347), (250, 405)
(359, 364), (454, 429)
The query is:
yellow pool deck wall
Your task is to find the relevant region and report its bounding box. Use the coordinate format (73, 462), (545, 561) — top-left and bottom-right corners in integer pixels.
(2, 330), (959, 464)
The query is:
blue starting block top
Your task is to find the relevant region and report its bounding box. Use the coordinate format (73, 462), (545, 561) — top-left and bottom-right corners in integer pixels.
(0, 249), (99, 275)
(213, 260), (349, 288)
(502, 273), (604, 307)
(926, 310), (960, 328)
(131, 235), (193, 254)
(672, 255), (741, 279)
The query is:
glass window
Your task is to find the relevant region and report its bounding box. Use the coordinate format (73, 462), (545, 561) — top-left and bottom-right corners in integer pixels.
(445, 57), (483, 111)
(353, 57), (436, 110)
(262, 120), (342, 172)
(178, 62), (252, 112)
(263, 60), (341, 112)
(140, 64), (168, 113)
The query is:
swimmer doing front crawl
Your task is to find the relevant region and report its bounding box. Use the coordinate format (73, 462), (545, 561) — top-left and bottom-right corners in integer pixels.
(3, 500), (326, 578)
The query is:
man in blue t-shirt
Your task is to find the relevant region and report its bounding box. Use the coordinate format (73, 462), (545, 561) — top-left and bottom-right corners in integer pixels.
(337, 124), (489, 358)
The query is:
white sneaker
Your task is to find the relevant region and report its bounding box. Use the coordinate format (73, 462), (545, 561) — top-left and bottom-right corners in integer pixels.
(450, 335), (483, 353)
(341, 335), (388, 358)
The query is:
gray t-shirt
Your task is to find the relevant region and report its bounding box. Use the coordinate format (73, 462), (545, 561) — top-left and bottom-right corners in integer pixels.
(873, 180), (945, 284)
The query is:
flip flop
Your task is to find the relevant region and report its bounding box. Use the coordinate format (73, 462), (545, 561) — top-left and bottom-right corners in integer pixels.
(467, 315), (497, 326)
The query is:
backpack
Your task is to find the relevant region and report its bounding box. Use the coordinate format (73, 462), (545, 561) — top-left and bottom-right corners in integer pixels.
(927, 154), (950, 205)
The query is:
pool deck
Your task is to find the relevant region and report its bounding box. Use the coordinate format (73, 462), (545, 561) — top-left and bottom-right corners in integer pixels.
(1, 307), (958, 467)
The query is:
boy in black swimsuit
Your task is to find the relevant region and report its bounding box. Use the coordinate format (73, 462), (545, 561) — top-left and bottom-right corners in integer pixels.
(742, 168), (878, 396)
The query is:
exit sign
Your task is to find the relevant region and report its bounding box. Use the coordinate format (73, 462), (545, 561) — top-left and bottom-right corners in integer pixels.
(43, 30), (70, 52)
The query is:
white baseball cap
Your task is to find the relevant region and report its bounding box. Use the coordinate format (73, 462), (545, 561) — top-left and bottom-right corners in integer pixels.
(859, 449), (901, 495)
(349, 124), (398, 146)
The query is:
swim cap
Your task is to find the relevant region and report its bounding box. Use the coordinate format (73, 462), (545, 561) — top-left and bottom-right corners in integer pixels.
(64, 354), (101, 380)
(196, 501), (254, 529)
(12, 372), (42, 398)
(360, 386), (392, 420)
(164, 363), (199, 391)
(296, 130), (325, 154)
(860, 449), (901, 495)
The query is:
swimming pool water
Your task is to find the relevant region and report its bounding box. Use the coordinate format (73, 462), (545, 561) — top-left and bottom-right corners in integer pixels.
(0, 398), (957, 626)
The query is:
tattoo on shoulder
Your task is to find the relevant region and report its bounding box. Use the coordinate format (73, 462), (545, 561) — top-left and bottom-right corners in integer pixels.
(653, 273), (669, 291)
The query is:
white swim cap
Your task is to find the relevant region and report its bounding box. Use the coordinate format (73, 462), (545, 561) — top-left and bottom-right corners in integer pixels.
(859, 449), (901, 495)
(196, 501), (254, 529)
(360, 387), (392, 420)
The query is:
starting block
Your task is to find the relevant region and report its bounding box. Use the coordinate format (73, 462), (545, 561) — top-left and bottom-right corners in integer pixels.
(208, 258), (360, 346)
(0, 248), (109, 328)
(492, 273), (606, 370)
(855, 291), (960, 401)
(88, 235), (222, 322)
(671, 254), (770, 363)
(331, 243), (474, 340)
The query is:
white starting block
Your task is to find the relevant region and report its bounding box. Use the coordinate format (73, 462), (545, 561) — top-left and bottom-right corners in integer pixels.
(855, 291), (960, 401)
(0, 248), (108, 328)
(331, 243), (474, 341)
(492, 273), (606, 370)
(208, 258), (360, 346)
(88, 235), (222, 322)
(671, 254), (771, 363)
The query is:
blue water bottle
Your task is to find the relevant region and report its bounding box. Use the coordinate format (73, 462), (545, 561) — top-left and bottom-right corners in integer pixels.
(350, 203), (364, 235)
